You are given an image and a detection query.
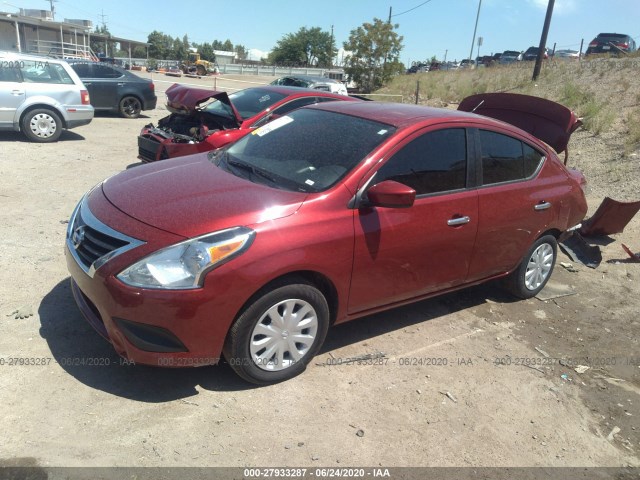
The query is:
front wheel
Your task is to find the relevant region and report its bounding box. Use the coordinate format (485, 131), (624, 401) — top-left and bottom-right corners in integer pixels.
(223, 282), (330, 385)
(119, 96), (142, 119)
(21, 108), (62, 142)
(505, 235), (557, 299)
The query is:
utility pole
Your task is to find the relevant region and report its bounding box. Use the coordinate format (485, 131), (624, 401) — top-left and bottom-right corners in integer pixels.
(329, 24), (334, 68)
(444, 49), (448, 63)
(45, 0), (57, 20)
(388, 6), (392, 23)
(532, 0), (555, 81)
(468, 0), (482, 63)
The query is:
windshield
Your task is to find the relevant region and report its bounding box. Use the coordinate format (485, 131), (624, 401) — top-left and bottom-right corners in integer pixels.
(215, 108), (396, 193)
(204, 88), (287, 120)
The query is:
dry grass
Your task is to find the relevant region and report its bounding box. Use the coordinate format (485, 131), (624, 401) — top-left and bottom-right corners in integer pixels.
(380, 58), (632, 137)
(625, 108), (640, 155)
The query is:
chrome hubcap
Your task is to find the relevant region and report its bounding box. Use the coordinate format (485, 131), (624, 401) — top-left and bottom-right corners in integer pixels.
(250, 299), (318, 371)
(525, 243), (554, 290)
(29, 114), (56, 138)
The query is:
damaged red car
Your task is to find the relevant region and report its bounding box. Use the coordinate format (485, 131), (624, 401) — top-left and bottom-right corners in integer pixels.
(137, 84), (358, 162)
(67, 93), (587, 385)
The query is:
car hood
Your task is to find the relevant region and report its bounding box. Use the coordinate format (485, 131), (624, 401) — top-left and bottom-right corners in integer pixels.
(165, 83), (243, 125)
(458, 93), (582, 154)
(101, 154), (307, 238)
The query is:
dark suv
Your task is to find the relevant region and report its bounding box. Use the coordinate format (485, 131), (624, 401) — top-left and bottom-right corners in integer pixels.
(66, 60), (156, 118)
(586, 33), (637, 56)
(522, 47), (549, 61)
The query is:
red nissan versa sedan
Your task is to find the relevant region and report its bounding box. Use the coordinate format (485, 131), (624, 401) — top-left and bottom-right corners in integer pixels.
(137, 84), (358, 162)
(66, 93), (587, 384)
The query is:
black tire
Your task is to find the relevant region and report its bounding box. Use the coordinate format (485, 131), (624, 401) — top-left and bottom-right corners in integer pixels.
(505, 235), (557, 299)
(196, 65), (206, 76)
(119, 96), (142, 119)
(223, 281), (330, 385)
(21, 108), (62, 142)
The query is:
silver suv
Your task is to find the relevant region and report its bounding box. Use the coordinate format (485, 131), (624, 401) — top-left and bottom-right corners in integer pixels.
(0, 51), (94, 142)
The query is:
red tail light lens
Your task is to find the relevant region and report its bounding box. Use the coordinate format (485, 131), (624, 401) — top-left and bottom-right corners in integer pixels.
(614, 42), (629, 49)
(150, 82), (155, 91)
(81, 90), (90, 105)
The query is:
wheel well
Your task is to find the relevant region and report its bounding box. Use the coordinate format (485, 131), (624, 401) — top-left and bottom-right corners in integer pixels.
(20, 104), (66, 129)
(120, 94), (142, 106)
(237, 271), (340, 326)
(539, 228), (561, 240)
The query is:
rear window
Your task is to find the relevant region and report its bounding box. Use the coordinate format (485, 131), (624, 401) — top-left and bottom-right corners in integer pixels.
(20, 60), (74, 85)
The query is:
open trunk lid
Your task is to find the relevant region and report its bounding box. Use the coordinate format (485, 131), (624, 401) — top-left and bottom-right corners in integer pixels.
(458, 93), (582, 155)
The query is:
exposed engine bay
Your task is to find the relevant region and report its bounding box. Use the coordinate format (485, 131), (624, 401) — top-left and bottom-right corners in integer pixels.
(144, 112), (237, 144)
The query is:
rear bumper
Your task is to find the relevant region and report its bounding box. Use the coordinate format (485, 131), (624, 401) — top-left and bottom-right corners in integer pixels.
(143, 95), (157, 111)
(64, 105), (94, 129)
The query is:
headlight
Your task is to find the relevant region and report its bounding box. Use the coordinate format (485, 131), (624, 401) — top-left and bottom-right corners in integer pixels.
(117, 227), (255, 289)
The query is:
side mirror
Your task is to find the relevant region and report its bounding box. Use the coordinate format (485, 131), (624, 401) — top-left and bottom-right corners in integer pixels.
(365, 180), (416, 208)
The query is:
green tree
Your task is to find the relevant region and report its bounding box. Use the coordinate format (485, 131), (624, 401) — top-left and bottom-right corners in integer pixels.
(268, 27), (335, 66)
(343, 18), (404, 93)
(234, 44), (247, 60)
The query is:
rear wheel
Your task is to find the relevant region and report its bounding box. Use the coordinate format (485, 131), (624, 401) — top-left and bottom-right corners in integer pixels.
(505, 235), (557, 299)
(119, 96), (142, 119)
(21, 108), (62, 142)
(223, 281), (330, 385)
(196, 65), (206, 76)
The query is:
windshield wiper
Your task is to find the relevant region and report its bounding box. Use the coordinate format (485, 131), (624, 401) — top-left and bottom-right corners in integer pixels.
(227, 158), (278, 185)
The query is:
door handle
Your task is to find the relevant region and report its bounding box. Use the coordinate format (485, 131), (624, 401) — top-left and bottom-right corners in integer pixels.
(11, 90), (24, 95)
(447, 216), (470, 226)
(84, 82), (92, 86)
(117, 82), (126, 86)
(534, 201), (552, 211)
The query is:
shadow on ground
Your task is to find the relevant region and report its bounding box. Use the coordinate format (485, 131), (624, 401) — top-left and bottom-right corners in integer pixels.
(39, 278), (511, 402)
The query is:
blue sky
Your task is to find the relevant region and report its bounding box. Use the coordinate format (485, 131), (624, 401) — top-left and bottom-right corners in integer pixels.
(5, 0), (640, 64)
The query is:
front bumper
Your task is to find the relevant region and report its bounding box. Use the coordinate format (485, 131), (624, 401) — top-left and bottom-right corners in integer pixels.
(64, 190), (248, 367)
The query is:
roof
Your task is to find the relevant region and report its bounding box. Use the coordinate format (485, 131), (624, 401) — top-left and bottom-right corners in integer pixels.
(308, 101), (483, 129)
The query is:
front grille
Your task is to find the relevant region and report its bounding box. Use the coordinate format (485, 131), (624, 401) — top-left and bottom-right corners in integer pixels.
(73, 218), (128, 270)
(138, 135), (161, 162)
(67, 194), (144, 277)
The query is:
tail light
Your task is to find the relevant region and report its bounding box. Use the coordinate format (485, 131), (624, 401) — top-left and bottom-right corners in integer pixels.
(150, 82), (155, 91)
(80, 90), (90, 105)
(614, 42), (629, 49)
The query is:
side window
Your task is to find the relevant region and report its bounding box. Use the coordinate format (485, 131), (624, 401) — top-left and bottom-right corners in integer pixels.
(71, 63), (92, 78)
(19, 61), (74, 84)
(480, 130), (544, 184)
(375, 128), (467, 195)
(92, 64), (122, 79)
(0, 65), (22, 82)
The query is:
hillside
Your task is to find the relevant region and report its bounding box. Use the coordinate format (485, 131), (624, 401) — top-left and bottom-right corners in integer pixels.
(378, 56), (640, 204)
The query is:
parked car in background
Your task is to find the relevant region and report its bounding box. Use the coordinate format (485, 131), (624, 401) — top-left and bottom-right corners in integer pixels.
(138, 84), (358, 162)
(522, 46), (549, 61)
(492, 52), (503, 62)
(459, 59), (475, 69)
(0, 51), (93, 142)
(586, 33), (636, 56)
(270, 75), (348, 96)
(66, 60), (156, 118)
(499, 50), (522, 64)
(554, 49), (580, 60)
(67, 93), (587, 384)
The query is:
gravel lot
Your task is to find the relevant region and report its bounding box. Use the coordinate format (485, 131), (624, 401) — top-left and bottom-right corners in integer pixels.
(0, 71), (638, 471)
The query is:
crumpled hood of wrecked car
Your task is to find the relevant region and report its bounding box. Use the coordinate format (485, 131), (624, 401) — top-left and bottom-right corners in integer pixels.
(101, 154), (307, 238)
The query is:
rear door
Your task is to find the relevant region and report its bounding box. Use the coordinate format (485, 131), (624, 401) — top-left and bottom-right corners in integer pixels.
(348, 126), (479, 314)
(0, 64), (23, 128)
(466, 128), (555, 281)
(78, 63), (122, 110)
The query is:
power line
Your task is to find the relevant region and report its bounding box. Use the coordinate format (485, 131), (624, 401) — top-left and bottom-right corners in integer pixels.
(391, 0), (433, 18)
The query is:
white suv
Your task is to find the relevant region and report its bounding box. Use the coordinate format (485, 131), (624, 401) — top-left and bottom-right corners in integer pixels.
(0, 51), (94, 142)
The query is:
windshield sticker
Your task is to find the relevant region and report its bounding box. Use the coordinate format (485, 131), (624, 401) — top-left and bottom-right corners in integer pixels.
(252, 115), (294, 137)
(305, 179), (315, 186)
(377, 129), (388, 135)
(259, 95), (271, 103)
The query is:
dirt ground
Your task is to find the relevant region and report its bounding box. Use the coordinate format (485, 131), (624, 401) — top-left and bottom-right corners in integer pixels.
(0, 72), (638, 471)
